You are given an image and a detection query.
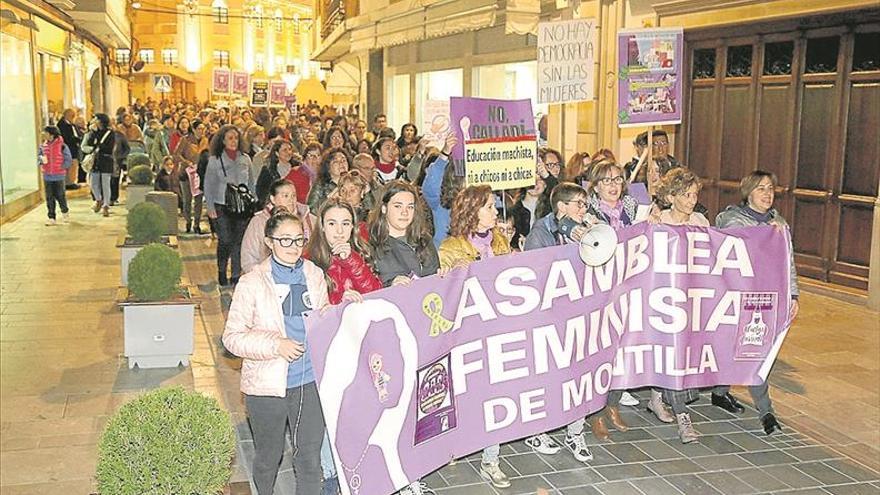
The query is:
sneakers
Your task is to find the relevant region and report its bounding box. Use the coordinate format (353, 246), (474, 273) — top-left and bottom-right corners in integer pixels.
(524, 433), (561, 455)
(102, 206), (110, 217)
(399, 481), (435, 495)
(564, 432), (593, 462)
(92, 201), (101, 213)
(676, 412), (700, 444)
(479, 461), (511, 488)
(45, 218), (57, 226)
(647, 389), (675, 423)
(61, 212), (70, 224)
(761, 413), (782, 436)
(619, 391), (639, 406)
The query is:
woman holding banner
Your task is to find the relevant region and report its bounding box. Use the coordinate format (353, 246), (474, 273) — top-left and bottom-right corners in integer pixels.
(651, 168), (709, 443)
(709, 170), (798, 435)
(437, 185), (513, 489)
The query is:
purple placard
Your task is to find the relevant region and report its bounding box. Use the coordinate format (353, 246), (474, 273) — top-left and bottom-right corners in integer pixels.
(449, 97), (537, 176)
(628, 182), (651, 204)
(232, 71), (249, 97)
(306, 224), (793, 495)
(617, 28), (683, 127)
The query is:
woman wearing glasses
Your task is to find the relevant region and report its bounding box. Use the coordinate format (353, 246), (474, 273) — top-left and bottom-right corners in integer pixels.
(223, 210), (329, 495)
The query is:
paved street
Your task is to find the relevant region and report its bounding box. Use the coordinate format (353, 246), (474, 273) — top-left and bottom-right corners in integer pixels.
(1, 194), (878, 494)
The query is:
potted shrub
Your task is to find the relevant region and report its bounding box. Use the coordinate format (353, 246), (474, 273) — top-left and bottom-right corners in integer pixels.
(118, 243), (198, 368)
(117, 202), (177, 285)
(96, 386), (235, 494)
(126, 161), (154, 210)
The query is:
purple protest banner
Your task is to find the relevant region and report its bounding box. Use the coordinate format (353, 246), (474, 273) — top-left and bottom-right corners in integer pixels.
(232, 71), (249, 98)
(449, 97), (537, 182)
(617, 28), (683, 127)
(305, 224), (793, 495)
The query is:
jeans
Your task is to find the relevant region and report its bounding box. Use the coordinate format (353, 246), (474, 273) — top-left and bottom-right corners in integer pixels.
(320, 431), (336, 479)
(246, 383), (325, 495)
(214, 205), (249, 280)
(44, 179), (68, 219)
(481, 444), (500, 464)
(180, 182), (203, 229)
(713, 382), (773, 416)
(90, 172), (112, 207)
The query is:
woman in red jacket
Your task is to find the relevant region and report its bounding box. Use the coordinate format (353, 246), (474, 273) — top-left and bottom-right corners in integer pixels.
(306, 198), (382, 305)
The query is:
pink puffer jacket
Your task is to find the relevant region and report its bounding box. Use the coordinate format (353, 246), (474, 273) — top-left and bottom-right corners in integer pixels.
(222, 256), (329, 398)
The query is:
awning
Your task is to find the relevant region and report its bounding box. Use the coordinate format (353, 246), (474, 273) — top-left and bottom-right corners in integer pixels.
(505, 0), (541, 36)
(324, 60), (360, 96)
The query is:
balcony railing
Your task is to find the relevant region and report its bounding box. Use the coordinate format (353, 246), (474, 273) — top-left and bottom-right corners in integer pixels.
(321, 0), (345, 40)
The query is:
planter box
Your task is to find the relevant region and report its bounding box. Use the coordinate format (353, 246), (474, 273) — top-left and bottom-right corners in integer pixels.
(126, 184), (152, 210)
(117, 235), (178, 286)
(117, 286), (199, 369)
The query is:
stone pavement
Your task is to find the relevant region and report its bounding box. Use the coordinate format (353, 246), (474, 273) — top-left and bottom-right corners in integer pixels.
(2, 193), (879, 495)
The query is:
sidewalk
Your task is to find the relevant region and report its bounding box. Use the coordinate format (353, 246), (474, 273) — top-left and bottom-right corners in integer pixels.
(1, 194), (878, 495)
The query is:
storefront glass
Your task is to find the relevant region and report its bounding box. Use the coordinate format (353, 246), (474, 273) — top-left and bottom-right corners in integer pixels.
(39, 53), (65, 125)
(414, 69), (462, 134)
(386, 74), (410, 134)
(0, 32), (40, 204)
(473, 61), (547, 117)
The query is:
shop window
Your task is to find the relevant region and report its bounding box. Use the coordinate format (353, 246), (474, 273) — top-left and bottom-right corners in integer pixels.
(692, 48), (715, 79)
(852, 32), (880, 72)
(139, 49), (154, 64)
(473, 61), (546, 116)
(116, 48), (131, 65)
(212, 0), (229, 24)
(805, 36), (839, 73)
(213, 50), (230, 67)
(726, 45), (752, 77)
(763, 41), (793, 76)
(161, 49), (178, 65)
(1, 32), (40, 204)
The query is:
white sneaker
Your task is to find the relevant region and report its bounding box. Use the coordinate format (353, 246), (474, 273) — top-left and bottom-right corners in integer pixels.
(45, 218), (56, 226)
(479, 461), (511, 488)
(564, 432), (593, 462)
(524, 433), (561, 455)
(61, 212), (70, 223)
(619, 391), (639, 406)
(398, 481), (435, 495)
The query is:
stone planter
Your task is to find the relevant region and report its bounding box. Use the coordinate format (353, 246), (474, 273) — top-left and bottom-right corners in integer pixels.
(126, 184), (152, 210)
(117, 285), (199, 369)
(117, 235), (178, 286)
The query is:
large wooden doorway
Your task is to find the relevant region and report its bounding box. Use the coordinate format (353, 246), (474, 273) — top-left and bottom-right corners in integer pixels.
(681, 11), (880, 290)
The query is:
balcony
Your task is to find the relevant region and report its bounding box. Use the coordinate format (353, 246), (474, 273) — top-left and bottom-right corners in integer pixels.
(69, 0), (131, 48)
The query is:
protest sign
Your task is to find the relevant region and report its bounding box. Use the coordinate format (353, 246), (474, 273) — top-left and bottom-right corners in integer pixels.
(232, 71), (249, 98)
(537, 18), (597, 104)
(422, 99), (451, 150)
(449, 97), (537, 190)
(306, 224), (793, 495)
(269, 81), (287, 108)
(250, 80), (269, 107)
(212, 68), (231, 96)
(617, 27), (684, 127)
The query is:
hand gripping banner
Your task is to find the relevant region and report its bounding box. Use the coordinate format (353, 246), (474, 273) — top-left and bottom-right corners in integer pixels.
(305, 224), (794, 495)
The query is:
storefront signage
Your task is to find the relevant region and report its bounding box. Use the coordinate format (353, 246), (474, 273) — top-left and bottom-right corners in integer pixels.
(306, 224), (794, 495)
(537, 18), (598, 104)
(232, 71), (249, 97)
(250, 79), (269, 107)
(212, 68), (231, 96)
(269, 81), (286, 108)
(617, 27), (684, 127)
(449, 97), (537, 191)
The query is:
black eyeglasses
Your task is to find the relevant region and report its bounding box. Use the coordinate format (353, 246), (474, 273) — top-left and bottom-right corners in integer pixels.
(269, 236), (307, 248)
(565, 199), (588, 209)
(598, 176), (625, 185)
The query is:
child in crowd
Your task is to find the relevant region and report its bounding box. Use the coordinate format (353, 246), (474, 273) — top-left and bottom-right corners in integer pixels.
(38, 126), (72, 225)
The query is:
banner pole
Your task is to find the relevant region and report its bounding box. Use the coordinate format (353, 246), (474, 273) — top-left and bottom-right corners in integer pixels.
(646, 126), (655, 198)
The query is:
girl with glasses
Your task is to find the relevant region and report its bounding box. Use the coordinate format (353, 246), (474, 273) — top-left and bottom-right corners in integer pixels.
(223, 211), (329, 495)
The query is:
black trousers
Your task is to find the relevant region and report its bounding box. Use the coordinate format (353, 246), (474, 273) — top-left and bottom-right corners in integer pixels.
(214, 205), (249, 280)
(44, 179), (69, 219)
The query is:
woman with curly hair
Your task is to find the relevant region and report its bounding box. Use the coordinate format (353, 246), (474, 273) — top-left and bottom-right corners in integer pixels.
(437, 185), (512, 490)
(321, 125), (352, 155)
(307, 148), (350, 212)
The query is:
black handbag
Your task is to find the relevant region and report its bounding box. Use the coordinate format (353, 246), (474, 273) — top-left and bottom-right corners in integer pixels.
(220, 155), (256, 218)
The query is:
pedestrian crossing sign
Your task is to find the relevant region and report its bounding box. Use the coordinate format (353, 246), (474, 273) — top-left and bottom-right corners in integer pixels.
(152, 74), (172, 93)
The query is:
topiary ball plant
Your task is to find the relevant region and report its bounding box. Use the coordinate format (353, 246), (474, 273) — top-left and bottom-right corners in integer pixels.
(127, 163), (154, 185)
(96, 386), (235, 495)
(128, 152), (152, 170)
(128, 243), (182, 301)
(127, 202), (166, 244)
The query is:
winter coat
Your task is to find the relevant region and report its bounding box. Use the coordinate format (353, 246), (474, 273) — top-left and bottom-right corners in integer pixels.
(325, 250), (383, 305)
(585, 193), (638, 228)
(144, 127), (169, 169)
(38, 138), (72, 179)
(57, 118), (82, 159)
(203, 151), (252, 216)
(84, 128), (116, 173)
(371, 236), (440, 286)
(222, 256), (329, 398)
(715, 203), (799, 298)
(306, 178), (338, 212)
(438, 228), (511, 270)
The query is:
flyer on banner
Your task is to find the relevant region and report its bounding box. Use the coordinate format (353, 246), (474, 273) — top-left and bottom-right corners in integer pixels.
(537, 18), (597, 104)
(449, 97), (537, 190)
(305, 223), (794, 495)
(232, 71), (249, 97)
(250, 79), (269, 107)
(212, 68), (231, 95)
(617, 27), (683, 127)
(269, 81), (286, 108)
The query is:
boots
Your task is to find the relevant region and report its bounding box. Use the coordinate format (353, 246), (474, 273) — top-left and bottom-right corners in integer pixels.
(92, 201), (101, 213)
(589, 414), (610, 441)
(102, 206), (110, 217)
(676, 412), (699, 444)
(606, 406), (629, 432)
(647, 389), (675, 423)
(185, 220), (192, 234)
(218, 271), (229, 287)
